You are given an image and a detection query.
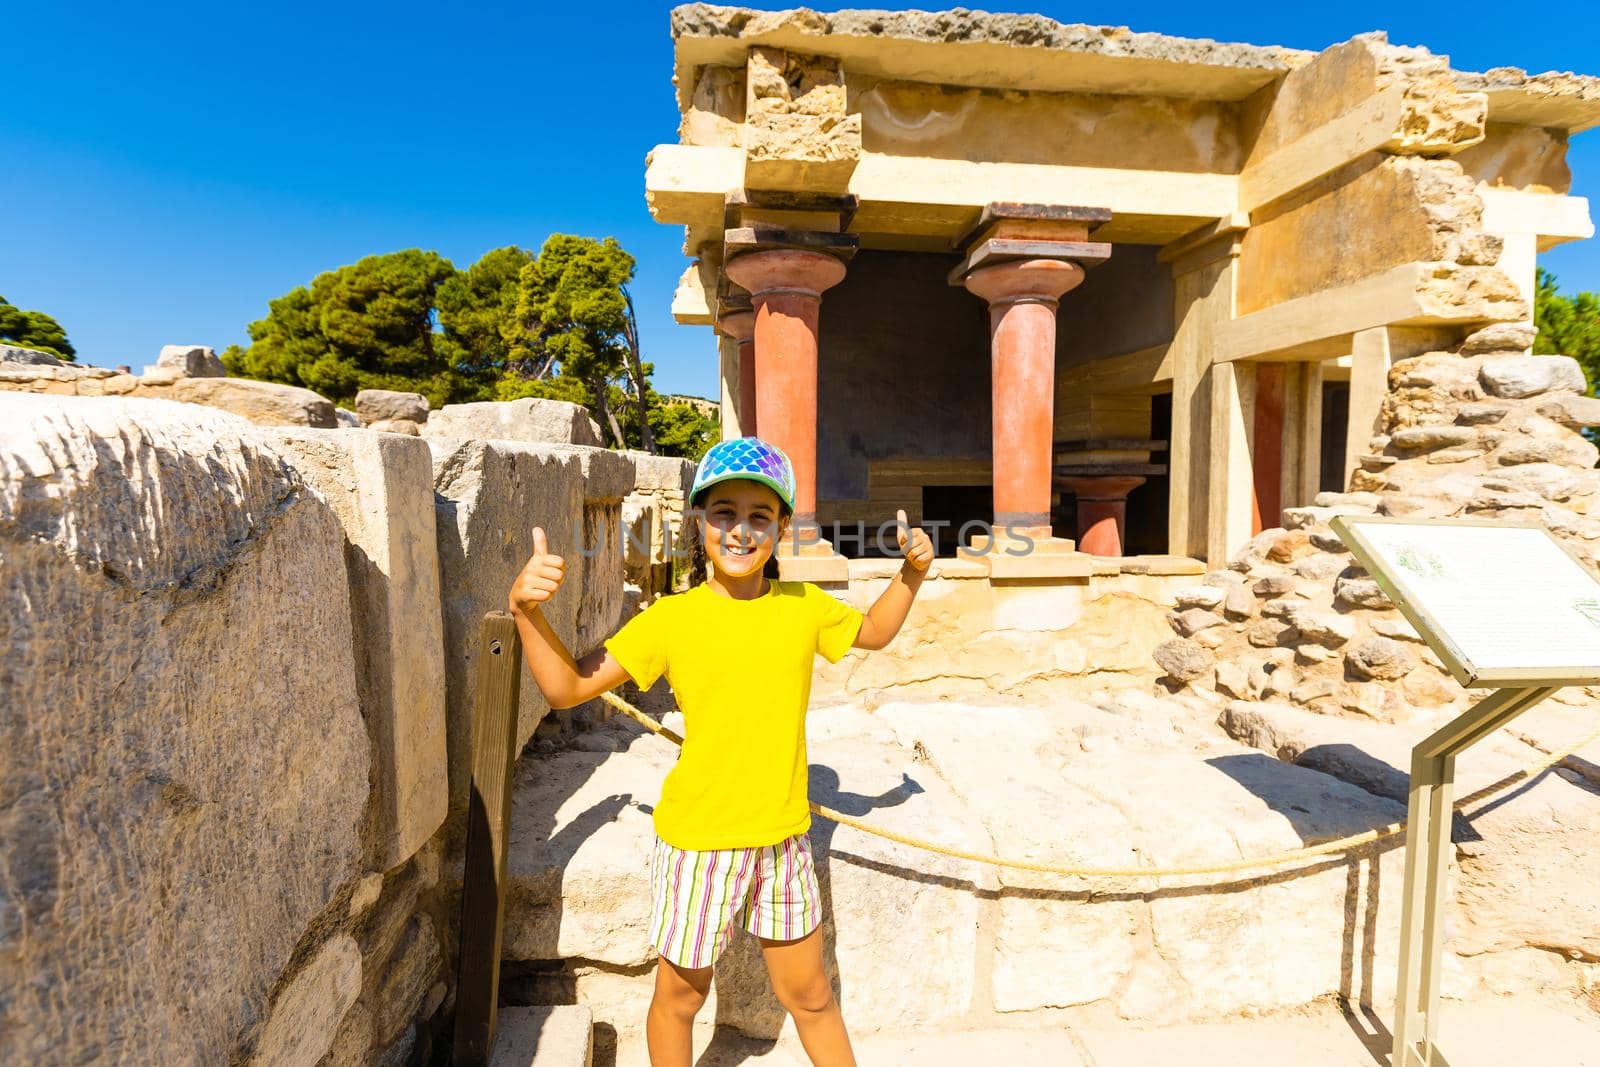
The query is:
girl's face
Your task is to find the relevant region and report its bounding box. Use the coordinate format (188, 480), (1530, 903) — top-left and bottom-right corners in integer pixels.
(698, 479), (788, 579)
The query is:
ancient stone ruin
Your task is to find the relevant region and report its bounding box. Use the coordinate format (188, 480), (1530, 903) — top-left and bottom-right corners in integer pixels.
(5, 4), (1600, 1065)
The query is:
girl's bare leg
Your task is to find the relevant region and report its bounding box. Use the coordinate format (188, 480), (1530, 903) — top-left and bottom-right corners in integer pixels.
(759, 927), (856, 1067)
(646, 957), (712, 1067)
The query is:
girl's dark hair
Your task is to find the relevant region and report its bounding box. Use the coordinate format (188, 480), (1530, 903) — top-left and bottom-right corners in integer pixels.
(682, 483), (793, 589)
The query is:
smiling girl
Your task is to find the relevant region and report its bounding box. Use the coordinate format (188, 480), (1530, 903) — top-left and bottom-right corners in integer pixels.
(508, 436), (932, 1067)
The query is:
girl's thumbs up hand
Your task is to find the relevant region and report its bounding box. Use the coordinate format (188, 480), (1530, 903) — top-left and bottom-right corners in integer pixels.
(510, 525), (566, 612)
(895, 509), (934, 573)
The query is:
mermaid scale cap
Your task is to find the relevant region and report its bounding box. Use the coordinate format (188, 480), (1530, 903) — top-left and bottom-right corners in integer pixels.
(690, 436), (796, 511)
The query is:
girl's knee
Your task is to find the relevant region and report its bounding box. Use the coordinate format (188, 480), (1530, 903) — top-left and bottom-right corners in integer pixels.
(776, 974), (835, 1017)
(652, 960), (711, 1019)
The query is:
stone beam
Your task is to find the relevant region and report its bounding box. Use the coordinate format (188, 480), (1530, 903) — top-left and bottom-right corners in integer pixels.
(1217, 262), (1526, 363)
(670, 257), (717, 325)
(645, 144), (1237, 244)
(1478, 188), (1594, 249)
(1240, 85), (1486, 213)
(1057, 344), (1174, 395)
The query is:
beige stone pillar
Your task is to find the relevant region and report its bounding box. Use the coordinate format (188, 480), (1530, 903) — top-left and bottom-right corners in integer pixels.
(1208, 360), (1256, 565)
(1163, 231), (1241, 561)
(717, 334), (742, 440)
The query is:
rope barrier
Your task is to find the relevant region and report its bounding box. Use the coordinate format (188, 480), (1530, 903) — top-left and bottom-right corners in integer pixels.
(597, 690), (1600, 881)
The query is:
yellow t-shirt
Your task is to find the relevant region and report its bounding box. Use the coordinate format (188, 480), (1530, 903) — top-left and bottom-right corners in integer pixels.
(603, 579), (864, 851)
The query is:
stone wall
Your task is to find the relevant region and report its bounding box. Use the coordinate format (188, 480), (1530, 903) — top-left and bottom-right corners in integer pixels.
(0, 391), (644, 1065)
(1149, 324), (1600, 1005)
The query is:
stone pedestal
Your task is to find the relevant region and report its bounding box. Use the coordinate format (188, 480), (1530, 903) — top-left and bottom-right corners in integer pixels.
(1057, 474), (1147, 556)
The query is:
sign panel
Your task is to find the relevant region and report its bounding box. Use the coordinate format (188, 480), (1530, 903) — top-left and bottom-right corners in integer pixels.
(1331, 516), (1600, 687)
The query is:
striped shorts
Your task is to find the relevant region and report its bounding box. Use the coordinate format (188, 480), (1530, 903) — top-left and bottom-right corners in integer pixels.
(649, 831), (822, 969)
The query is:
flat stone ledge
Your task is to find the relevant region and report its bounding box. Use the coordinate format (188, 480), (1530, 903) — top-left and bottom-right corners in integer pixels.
(491, 1006), (593, 1067)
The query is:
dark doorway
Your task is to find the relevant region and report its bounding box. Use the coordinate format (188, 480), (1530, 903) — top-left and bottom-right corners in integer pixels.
(1320, 383), (1351, 494)
(921, 484), (994, 557)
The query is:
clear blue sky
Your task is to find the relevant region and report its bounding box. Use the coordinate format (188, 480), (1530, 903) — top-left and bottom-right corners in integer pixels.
(5, 0), (1598, 398)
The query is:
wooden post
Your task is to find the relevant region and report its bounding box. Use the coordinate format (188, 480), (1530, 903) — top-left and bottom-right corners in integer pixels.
(453, 612), (524, 1066)
(1298, 361), (1326, 505)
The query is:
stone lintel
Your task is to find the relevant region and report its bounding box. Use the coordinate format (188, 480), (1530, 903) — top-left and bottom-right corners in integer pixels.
(1054, 438), (1171, 452)
(726, 189), (859, 231)
(723, 225), (859, 260)
(955, 202), (1113, 249)
(1055, 463), (1169, 479)
(947, 238), (1112, 286)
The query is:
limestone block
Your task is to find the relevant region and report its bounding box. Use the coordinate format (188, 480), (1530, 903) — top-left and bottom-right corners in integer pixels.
(245, 935), (362, 1067)
(503, 741), (676, 967)
(1479, 355), (1588, 398)
(424, 397), (602, 448)
(1494, 435), (1599, 468)
(368, 418), (421, 435)
(356, 388), (429, 425)
(490, 1006), (595, 1067)
(1391, 425), (1478, 451)
(743, 47), (860, 192)
(0, 395), (367, 1064)
(0, 343), (62, 365)
(156, 344), (227, 377)
(1173, 586), (1225, 610)
(431, 440), (585, 815)
(265, 429), (449, 870)
(1536, 393), (1600, 429)
(623, 450), (694, 493)
(1460, 322), (1537, 355)
(1154, 638), (1214, 682)
(336, 407), (363, 428)
(1345, 635), (1415, 681)
(131, 375), (339, 427)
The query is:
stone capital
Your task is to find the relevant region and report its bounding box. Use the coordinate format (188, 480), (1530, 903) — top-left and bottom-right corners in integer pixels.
(715, 310), (756, 343)
(723, 248), (848, 301)
(962, 257), (1085, 309)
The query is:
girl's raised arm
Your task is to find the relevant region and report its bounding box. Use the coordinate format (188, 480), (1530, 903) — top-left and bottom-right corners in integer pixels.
(854, 509), (933, 650)
(508, 526), (634, 709)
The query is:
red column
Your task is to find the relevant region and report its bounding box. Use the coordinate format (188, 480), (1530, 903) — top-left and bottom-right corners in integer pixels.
(962, 259), (1086, 539)
(717, 310), (757, 437)
(1056, 475), (1147, 556)
(1252, 363), (1286, 535)
(722, 249), (846, 532)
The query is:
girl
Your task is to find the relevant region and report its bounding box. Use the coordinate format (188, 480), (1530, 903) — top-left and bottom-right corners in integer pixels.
(508, 435), (933, 1067)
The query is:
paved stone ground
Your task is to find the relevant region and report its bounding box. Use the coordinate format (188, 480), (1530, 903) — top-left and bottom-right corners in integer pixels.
(606, 997), (1600, 1066)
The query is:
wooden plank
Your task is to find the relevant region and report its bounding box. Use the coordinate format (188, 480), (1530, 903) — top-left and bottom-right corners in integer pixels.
(453, 612), (525, 1067)
(1239, 86), (1409, 212)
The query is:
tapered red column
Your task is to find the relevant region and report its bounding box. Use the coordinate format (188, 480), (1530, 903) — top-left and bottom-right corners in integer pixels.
(963, 258), (1085, 539)
(716, 310), (757, 437)
(722, 249), (846, 532)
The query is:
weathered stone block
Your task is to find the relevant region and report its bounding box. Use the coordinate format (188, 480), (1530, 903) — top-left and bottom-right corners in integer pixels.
(132, 375), (339, 427)
(1480, 355), (1587, 399)
(245, 935), (362, 1067)
(0, 395), (367, 1064)
(266, 428), (449, 871)
(431, 440), (585, 814)
(0, 344), (62, 365)
(424, 397), (602, 448)
(1154, 638), (1213, 682)
(356, 389), (429, 425)
(156, 344), (226, 377)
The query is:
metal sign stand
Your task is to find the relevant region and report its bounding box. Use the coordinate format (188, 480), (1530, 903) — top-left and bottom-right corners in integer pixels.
(1331, 516), (1600, 1067)
(1389, 685), (1558, 1067)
